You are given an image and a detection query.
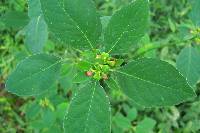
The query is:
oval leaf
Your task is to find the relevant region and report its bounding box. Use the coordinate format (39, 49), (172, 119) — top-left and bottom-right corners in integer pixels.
(63, 82), (111, 133)
(6, 54), (61, 96)
(176, 46), (200, 86)
(115, 58), (196, 107)
(26, 0), (48, 54)
(25, 16), (48, 54)
(104, 0), (149, 54)
(40, 0), (102, 49)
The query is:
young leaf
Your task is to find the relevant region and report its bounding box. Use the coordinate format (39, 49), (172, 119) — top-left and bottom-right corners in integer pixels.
(113, 113), (131, 129)
(26, 101), (41, 119)
(6, 54), (61, 96)
(1, 11), (29, 29)
(40, 0), (102, 49)
(25, 16), (48, 54)
(56, 103), (68, 120)
(26, 0), (48, 54)
(114, 58), (196, 107)
(135, 117), (156, 133)
(104, 0), (149, 54)
(127, 108), (137, 121)
(63, 82), (111, 133)
(176, 46), (200, 86)
(59, 63), (76, 92)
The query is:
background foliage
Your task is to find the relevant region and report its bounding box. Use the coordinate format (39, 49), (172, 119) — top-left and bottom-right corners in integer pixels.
(0, 0), (200, 133)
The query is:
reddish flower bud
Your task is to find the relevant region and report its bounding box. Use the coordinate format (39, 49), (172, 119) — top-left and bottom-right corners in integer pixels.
(85, 71), (93, 77)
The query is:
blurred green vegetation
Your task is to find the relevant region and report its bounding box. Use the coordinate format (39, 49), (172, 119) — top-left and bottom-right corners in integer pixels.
(0, 0), (200, 133)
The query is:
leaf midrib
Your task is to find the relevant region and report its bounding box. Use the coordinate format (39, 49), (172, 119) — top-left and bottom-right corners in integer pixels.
(115, 70), (192, 95)
(57, 0), (94, 49)
(34, 15), (42, 45)
(108, 2), (142, 53)
(84, 82), (96, 133)
(10, 58), (61, 87)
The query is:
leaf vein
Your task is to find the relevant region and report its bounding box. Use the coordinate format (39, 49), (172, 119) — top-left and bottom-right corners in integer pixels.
(57, 0), (94, 49)
(115, 70), (192, 95)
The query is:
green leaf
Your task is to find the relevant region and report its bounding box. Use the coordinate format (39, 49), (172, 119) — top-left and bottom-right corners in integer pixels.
(197, 46), (200, 52)
(127, 108), (137, 121)
(115, 58), (196, 107)
(42, 109), (56, 126)
(135, 117), (156, 133)
(63, 82), (111, 133)
(26, 101), (41, 119)
(6, 54), (61, 96)
(59, 63), (76, 92)
(176, 46), (200, 86)
(104, 0), (149, 54)
(30, 120), (47, 129)
(26, 0), (48, 54)
(77, 61), (92, 71)
(189, 0), (200, 26)
(40, 0), (102, 49)
(113, 113), (131, 129)
(73, 71), (90, 83)
(168, 18), (176, 32)
(105, 77), (121, 91)
(56, 103), (68, 120)
(100, 16), (111, 41)
(178, 23), (194, 41)
(1, 11), (29, 29)
(43, 125), (63, 133)
(28, 0), (43, 18)
(25, 16), (48, 54)
(101, 16), (111, 32)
